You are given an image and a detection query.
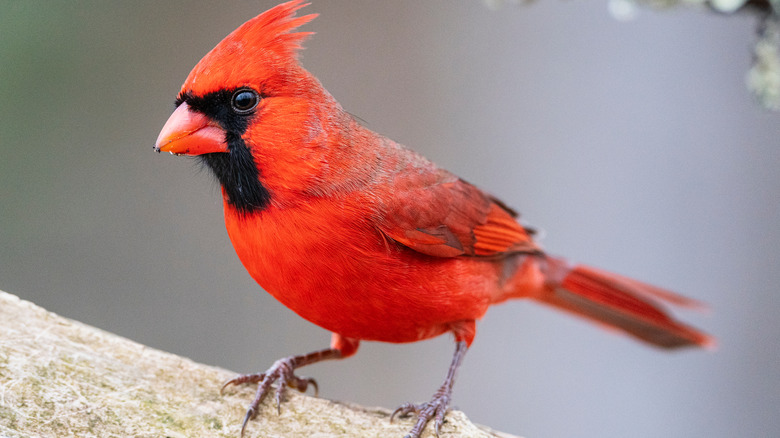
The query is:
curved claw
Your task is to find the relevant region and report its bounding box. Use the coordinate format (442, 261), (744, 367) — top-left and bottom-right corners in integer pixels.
(221, 347), (343, 435)
(433, 406), (447, 436)
(220, 372), (265, 395)
(239, 406), (256, 438)
(287, 375), (318, 396)
(222, 358), (327, 435)
(307, 377), (319, 397)
(390, 402), (419, 423)
(392, 392), (451, 438)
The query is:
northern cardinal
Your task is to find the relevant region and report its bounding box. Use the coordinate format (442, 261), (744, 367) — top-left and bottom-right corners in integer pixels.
(154, 2), (714, 437)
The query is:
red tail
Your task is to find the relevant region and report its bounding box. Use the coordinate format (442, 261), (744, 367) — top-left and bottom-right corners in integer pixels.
(536, 257), (715, 349)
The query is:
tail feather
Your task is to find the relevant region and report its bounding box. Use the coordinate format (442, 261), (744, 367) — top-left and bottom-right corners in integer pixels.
(536, 257), (715, 349)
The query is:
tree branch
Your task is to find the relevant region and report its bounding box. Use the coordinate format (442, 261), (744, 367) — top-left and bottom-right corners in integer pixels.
(0, 291), (517, 438)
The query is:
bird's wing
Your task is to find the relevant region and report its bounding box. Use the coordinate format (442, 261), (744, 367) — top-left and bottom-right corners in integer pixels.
(374, 171), (540, 258)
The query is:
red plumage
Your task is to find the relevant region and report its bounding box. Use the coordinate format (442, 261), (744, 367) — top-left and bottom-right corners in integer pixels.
(155, 2), (713, 437)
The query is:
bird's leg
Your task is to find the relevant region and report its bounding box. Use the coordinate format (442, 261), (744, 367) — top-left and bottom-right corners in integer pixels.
(221, 347), (342, 437)
(392, 341), (468, 438)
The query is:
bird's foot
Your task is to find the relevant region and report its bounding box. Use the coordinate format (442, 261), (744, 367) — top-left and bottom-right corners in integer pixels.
(391, 384), (452, 438)
(221, 356), (318, 437)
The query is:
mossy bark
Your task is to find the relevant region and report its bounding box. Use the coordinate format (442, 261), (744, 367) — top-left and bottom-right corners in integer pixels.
(0, 291), (517, 438)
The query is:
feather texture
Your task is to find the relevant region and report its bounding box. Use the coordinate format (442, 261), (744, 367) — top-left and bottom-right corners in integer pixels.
(156, 4), (714, 436)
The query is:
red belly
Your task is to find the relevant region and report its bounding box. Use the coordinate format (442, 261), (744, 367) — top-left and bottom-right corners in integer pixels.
(224, 201), (498, 343)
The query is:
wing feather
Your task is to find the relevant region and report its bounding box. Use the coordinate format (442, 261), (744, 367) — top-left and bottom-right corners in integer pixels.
(375, 172), (540, 258)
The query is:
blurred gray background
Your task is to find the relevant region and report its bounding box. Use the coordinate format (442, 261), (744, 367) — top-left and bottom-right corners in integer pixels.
(2, 2), (779, 437)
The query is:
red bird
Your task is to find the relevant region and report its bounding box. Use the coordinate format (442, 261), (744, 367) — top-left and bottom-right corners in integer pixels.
(155, 2), (714, 437)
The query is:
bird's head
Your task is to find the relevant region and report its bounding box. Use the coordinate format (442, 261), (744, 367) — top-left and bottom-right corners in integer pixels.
(155, 1), (348, 213)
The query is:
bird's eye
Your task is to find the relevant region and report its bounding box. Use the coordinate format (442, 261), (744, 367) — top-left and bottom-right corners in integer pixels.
(231, 89), (260, 114)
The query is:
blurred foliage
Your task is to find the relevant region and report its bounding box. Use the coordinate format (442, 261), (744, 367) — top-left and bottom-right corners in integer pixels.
(484, 0), (780, 109)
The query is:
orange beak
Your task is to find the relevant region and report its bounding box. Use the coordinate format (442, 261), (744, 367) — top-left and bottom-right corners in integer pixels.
(154, 102), (228, 155)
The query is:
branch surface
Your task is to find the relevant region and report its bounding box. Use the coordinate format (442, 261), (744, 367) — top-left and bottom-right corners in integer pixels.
(0, 291), (517, 438)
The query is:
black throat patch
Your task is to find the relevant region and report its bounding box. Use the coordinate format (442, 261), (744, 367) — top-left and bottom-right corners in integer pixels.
(199, 139), (271, 213)
(179, 90), (271, 214)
